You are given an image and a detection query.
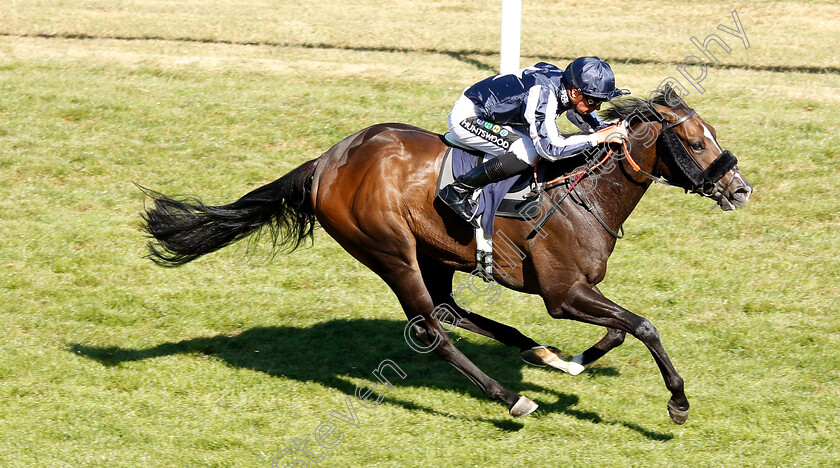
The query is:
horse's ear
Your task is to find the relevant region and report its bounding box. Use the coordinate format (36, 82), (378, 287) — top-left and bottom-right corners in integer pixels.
(660, 84), (688, 109)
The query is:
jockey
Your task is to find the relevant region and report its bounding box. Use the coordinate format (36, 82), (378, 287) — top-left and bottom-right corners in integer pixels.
(438, 56), (631, 226)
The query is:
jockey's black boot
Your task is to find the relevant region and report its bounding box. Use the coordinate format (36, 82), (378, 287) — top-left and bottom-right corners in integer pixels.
(438, 152), (531, 227)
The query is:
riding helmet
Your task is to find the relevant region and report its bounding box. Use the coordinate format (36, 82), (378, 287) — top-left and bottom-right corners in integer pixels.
(563, 57), (630, 100)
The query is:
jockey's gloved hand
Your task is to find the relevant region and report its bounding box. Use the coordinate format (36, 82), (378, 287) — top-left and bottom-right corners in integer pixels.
(591, 122), (629, 145)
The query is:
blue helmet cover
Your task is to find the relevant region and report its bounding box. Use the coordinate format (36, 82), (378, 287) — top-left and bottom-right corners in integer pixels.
(563, 57), (630, 100)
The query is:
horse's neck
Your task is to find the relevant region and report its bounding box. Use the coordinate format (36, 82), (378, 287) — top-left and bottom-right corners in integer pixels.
(577, 139), (657, 230)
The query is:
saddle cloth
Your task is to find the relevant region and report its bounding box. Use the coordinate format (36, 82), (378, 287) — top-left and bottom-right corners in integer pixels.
(436, 134), (541, 234)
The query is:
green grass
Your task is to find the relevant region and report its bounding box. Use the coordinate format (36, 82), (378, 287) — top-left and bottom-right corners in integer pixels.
(1, 1), (839, 466)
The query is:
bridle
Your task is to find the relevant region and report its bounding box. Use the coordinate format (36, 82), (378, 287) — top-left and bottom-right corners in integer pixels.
(531, 106), (740, 238)
(642, 108), (739, 196)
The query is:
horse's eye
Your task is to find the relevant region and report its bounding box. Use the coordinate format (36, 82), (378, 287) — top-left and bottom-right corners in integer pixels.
(690, 142), (705, 151)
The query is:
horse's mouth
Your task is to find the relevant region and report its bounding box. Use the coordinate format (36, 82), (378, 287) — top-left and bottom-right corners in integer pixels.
(716, 179), (752, 211)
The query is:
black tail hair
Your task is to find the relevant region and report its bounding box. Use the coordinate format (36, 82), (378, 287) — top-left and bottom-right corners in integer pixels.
(140, 159), (319, 267)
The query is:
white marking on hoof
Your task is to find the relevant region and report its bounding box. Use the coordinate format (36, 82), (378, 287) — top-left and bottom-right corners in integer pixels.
(566, 353), (586, 376)
(520, 347), (548, 367)
(509, 396), (538, 418)
(521, 346), (585, 375)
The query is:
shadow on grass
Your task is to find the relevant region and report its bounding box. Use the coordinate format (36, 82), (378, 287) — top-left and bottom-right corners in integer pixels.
(69, 318), (666, 438)
(537, 394), (673, 441)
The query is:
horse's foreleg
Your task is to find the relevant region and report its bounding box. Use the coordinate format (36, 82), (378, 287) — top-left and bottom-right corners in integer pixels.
(550, 283), (689, 424)
(568, 287), (628, 367)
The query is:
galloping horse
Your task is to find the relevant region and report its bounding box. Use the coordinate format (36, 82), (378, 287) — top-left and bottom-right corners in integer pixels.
(141, 90), (752, 424)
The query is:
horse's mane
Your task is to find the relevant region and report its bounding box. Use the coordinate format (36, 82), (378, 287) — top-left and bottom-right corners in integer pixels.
(546, 92), (677, 177)
(549, 90), (689, 177)
(599, 91), (687, 123)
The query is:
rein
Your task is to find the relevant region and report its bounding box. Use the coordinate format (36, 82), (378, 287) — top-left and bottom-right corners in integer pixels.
(530, 107), (735, 238)
(530, 140), (650, 238)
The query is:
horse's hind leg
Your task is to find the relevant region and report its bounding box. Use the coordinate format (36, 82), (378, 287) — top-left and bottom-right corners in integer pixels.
(419, 259), (584, 373)
(420, 258), (596, 374)
(418, 258), (540, 350)
(321, 227), (537, 416)
(387, 261), (537, 416)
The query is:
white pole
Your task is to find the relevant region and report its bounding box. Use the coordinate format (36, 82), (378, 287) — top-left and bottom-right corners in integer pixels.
(499, 0), (522, 74)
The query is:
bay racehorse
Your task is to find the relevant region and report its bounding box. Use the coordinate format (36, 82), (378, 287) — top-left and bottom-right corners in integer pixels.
(140, 90), (752, 424)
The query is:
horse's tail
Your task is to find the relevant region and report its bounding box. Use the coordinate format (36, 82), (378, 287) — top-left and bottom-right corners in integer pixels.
(140, 158), (320, 267)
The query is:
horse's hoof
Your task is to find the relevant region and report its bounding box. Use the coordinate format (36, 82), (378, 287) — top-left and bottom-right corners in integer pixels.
(509, 396), (539, 418)
(667, 400), (689, 425)
(520, 346), (585, 375)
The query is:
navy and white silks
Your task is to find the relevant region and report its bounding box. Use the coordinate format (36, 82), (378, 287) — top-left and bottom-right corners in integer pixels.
(447, 62), (610, 166)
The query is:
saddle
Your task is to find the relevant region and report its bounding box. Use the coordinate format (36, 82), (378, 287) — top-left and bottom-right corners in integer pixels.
(437, 133), (545, 233)
(437, 133), (578, 280)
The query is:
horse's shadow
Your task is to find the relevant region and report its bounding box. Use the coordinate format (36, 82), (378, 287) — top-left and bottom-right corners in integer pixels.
(69, 318), (670, 439)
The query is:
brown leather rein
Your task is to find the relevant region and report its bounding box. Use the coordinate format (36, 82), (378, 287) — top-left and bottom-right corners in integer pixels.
(529, 111), (698, 238)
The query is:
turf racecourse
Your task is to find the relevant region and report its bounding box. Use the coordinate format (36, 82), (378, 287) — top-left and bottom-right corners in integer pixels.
(1, 1), (838, 466)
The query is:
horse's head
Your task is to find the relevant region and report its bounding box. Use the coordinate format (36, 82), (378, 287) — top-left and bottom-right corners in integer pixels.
(652, 97), (752, 211)
(605, 91), (753, 211)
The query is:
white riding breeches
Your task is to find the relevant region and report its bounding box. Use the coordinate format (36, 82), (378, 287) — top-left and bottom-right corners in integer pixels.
(447, 94), (541, 166)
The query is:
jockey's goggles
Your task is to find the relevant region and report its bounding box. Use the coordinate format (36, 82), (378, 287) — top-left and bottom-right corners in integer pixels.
(582, 93), (606, 106)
